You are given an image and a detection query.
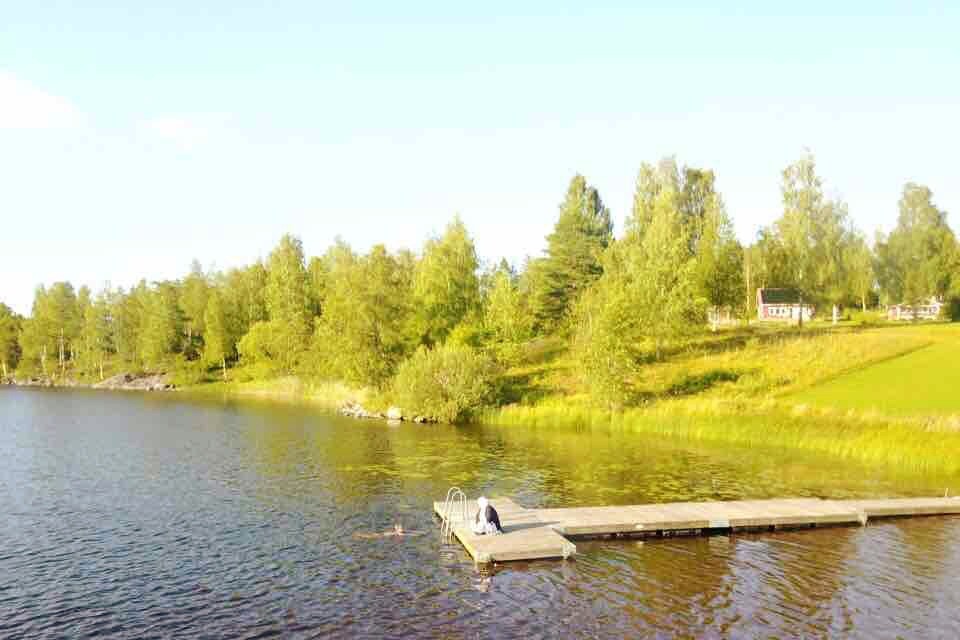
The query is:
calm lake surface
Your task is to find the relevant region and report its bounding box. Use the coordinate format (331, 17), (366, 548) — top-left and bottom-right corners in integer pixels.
(3, 387), (960, 638)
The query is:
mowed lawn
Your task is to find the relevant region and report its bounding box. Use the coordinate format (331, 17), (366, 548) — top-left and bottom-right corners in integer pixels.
(790, 332), (960, 416)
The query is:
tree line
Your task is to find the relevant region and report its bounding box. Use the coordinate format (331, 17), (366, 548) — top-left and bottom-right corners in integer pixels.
(2, 152), (957, 414)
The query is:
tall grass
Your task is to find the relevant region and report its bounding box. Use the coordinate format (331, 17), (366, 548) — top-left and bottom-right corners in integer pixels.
(482, 400), (960, 476)
(184, 375), (372, 411)
(485, 323), (960, 476)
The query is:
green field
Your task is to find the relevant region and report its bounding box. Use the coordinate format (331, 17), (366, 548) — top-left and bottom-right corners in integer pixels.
(790, 336), (960, 417)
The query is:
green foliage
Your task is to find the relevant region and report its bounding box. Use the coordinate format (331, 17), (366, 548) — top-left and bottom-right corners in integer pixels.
(237, 320), (280, 365)
(844, 231), (875, 311)
(391, 344), (498, 422)
(167, 355), (210, 387)
(16, 282), (80, 377)
(412, 217), (480, 346)
(766, 153), (854, 313)
(628, 158), (743, 322)
(625, 178), (706, 353)
(532, 175), (613, 330)
(112, 281), (146, 364)
(179, 260), (210, 357)
(76, 289), (111, 380)
(482, 260), (533, 362)
(876, 183), (957, 305)
(628, 158), (680, 238)
(138, 282), (182, 370)
(574, 179), (705, 406)
(306, 254), (328, 316)
(571, 282), (638, 407)
(311, 243), (415, 387)
(265, 234), (311, 372)
(202, 290), (231, 377)
(220, 262), (268, 340)
(691, 185), (743, 319)
(0, 303), (21, 378)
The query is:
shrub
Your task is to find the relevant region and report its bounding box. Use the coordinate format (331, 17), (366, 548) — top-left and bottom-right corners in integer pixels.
(237, 321), (280, 365)
(949, 297), (960, 322)
(231, 360), (280, 383)
(391, 344), (498, 422)
(168, 355), (209, 387)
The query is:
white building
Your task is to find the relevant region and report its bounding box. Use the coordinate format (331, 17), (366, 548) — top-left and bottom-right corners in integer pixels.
(756, 288), (815, 323)
(887, 296), (943, 321)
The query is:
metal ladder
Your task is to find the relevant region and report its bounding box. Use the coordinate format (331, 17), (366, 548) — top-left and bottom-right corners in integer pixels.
(440, 486), (469, 542)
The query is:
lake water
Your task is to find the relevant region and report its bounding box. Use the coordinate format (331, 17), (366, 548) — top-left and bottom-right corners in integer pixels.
(3, 387), (960, 638)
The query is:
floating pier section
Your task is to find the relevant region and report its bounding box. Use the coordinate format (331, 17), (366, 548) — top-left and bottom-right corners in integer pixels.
(433, 496), (960, 563)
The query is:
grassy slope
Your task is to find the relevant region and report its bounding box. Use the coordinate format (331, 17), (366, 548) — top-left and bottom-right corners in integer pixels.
(788, 338), (960, 416)
(488, 322), (960, 475)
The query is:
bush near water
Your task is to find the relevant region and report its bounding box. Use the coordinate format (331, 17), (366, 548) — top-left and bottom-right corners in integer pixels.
(390, 344), (498, 423)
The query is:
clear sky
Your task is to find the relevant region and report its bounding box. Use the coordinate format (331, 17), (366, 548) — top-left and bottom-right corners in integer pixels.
(2, 1), (958, 315)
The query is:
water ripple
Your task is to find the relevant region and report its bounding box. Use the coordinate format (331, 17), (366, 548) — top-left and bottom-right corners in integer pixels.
(2, 388), (959, 638)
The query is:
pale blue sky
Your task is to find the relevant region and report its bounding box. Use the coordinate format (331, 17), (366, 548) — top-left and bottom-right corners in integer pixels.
(2, 1), (958, 315)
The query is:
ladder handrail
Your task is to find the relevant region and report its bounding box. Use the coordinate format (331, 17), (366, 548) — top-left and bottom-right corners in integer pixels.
(440, 487), (469, 542)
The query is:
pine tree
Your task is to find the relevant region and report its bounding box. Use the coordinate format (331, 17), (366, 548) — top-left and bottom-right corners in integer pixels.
(533, 175), (613, 329)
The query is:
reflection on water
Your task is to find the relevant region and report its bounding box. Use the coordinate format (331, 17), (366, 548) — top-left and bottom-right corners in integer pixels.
(1, 387), (959, 638)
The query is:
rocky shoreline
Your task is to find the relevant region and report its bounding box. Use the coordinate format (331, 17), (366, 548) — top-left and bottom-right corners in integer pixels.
(3, 375), (442, 422)
(338, 401), (435, 423)
(3, 372), (173, 392)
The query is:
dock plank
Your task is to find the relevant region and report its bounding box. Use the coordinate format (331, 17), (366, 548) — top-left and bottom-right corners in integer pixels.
(433, 498), (575, 563)
(435, 496), (960, 564)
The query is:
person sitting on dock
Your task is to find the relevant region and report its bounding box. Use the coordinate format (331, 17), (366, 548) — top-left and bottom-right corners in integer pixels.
(472, 496), (503, 535)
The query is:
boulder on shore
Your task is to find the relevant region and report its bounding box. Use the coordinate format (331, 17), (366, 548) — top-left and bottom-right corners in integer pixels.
(92, 372), (173, 391)
(386, 406), (404, 421)
(339, 401), (382, 420)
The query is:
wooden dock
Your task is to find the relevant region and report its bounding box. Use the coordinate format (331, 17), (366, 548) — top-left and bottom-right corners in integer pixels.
(433, 496), (960, 564)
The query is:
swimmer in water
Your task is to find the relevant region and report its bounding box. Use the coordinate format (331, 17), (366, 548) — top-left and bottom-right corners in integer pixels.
(353, 523), (427, 539)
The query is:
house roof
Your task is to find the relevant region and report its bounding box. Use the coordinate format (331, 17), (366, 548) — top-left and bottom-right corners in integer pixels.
(758, 288), (805, 305)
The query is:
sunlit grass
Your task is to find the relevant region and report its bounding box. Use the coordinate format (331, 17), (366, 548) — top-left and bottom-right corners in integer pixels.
(788, 338), (960, 416)
(184, 375), (372, 411)
(482, 400), (960, 476)
(487, 322), (960, 475)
